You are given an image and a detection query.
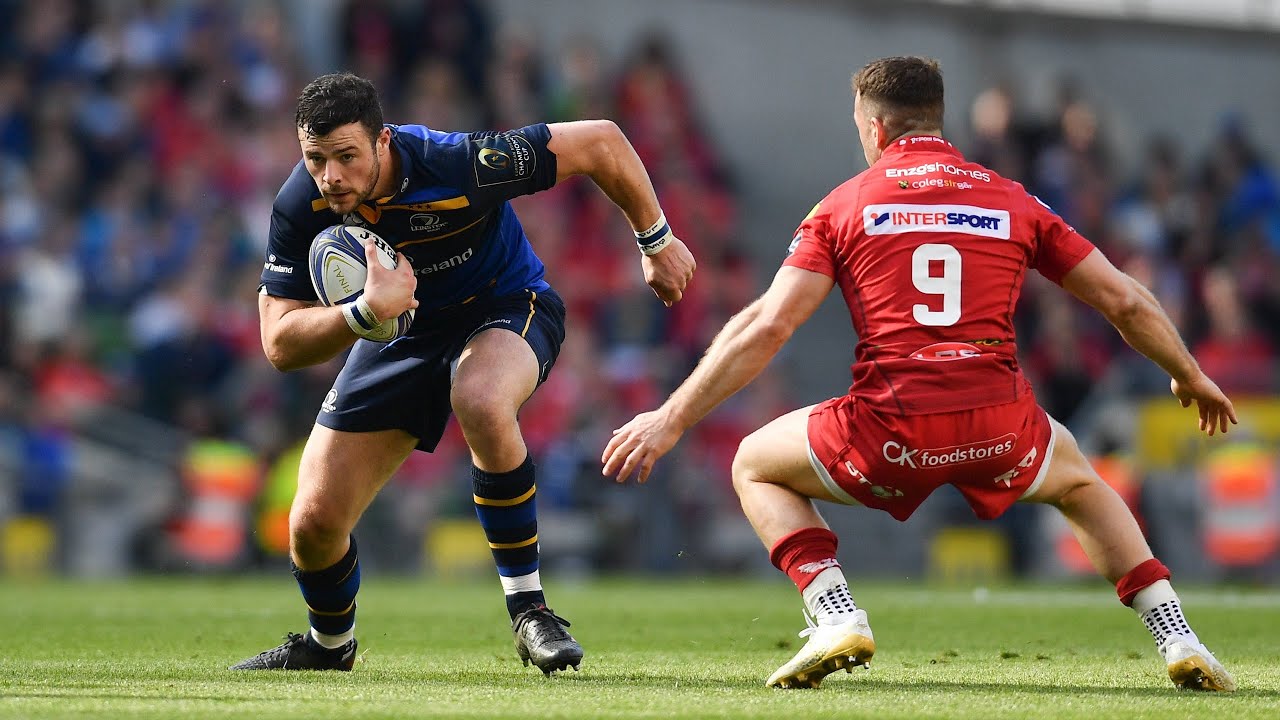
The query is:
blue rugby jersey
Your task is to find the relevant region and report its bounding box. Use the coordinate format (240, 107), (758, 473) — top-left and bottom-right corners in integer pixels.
(259, 123), (558, 326)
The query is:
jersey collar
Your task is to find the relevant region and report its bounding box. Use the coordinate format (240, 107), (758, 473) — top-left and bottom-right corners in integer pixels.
(880, 134), (963, 161)
(374, 125), (411, 206)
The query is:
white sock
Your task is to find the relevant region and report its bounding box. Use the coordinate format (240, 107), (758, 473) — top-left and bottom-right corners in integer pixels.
(310, 626), (354, 649)
(802, 567), (858, 624)
(500, 569), (542, 594)
(1132, 580), (1199, 647)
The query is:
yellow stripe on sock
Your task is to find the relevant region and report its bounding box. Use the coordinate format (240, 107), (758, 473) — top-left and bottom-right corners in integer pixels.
(473, 486), (535, 507)
(488, 534), (538, 550)
(306, 601), (355, 617)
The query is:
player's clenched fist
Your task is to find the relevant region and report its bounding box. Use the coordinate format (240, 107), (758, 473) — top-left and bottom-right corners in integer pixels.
(643, 237), (696, 307)
(362, 242), (419, 322)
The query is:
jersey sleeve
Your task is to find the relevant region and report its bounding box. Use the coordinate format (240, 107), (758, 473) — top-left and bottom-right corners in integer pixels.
(445, 123), (558, 206)
(782, 199), (837, 277)
(1027, 193), (1096, 284)
(259, 166), (328, 301)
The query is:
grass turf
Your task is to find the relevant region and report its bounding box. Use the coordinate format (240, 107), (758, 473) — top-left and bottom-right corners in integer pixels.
(1, 577), (1278, 719)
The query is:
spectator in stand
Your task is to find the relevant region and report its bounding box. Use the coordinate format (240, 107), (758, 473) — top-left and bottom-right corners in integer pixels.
(1194, 267), (1277, 396)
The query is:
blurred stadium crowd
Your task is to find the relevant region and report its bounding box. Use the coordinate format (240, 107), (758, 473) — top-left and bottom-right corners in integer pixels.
(1, 0), (1277, 578)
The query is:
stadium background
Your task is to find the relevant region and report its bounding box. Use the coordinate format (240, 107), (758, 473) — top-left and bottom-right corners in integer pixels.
(2, 0), (1279, 589)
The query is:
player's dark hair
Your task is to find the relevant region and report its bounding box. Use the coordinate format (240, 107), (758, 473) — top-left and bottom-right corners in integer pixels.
(295, 73), (384, 144)
(853, 57), (944, 140)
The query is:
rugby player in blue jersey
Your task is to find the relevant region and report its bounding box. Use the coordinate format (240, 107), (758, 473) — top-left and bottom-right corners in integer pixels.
(233, 73), (695, 674)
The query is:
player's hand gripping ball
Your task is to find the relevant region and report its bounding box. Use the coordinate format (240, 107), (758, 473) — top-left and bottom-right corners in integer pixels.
(309, 225), (415, 342)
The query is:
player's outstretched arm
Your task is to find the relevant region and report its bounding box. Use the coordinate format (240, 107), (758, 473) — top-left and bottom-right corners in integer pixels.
(259, 244), (418, 371)
(546, 120), (695, 306)
(1061, 249), (1237, 435)
(602, 266), (833, 483)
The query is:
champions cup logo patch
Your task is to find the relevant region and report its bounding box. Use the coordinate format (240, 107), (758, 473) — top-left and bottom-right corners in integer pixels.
(883, 434), (1017, 470)
(863, 204), (1011, 239)
(473, 131), (536, 187)
(479, 148), (510, 170)
(787, 231), (802, 255)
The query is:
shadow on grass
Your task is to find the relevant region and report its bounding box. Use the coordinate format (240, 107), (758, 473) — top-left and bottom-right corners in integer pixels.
(848, 676), (1279, 700)
(5, 690), (291, 703)
(12, 668), (1275, 704)
(379, 667), (1280, 701)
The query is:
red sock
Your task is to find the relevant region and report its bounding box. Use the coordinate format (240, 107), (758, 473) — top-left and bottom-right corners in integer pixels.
(769, 527), (840, 593)
(1115, 558), (1171, 606)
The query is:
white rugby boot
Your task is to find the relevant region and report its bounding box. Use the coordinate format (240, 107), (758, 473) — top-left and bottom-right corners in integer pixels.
(1159, 635), (1236, 692)
(766, 608), (875, 689)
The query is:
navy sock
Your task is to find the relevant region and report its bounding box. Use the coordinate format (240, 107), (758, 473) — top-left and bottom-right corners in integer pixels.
(292, 535), (360, 638)
(506, 590), (547, 617)
(472, 456), (545, 619)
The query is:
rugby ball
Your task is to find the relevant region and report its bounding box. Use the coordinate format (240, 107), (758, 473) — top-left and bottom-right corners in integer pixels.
(309, 225), (415, 342)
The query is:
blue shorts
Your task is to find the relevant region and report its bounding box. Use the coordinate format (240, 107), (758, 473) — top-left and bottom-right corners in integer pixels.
(316, 287), (567, 451)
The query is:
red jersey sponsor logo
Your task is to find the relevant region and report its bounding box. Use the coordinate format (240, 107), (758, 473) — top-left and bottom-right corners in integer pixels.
(882, 434), (1017, 469)
(903, 177), (973, 191)
(864, 204), (1010, 239)
(910, 342), (983, 362)
(885, 162), (991, 182)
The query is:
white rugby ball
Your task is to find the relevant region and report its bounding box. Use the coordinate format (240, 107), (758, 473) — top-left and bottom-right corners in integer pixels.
(308, 224), (415, 342)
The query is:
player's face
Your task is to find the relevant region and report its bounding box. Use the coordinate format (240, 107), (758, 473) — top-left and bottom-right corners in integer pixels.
(299, 124), (387, 215)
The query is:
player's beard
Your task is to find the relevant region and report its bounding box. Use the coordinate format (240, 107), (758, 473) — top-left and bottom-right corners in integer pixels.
(329, 152), (382, 214)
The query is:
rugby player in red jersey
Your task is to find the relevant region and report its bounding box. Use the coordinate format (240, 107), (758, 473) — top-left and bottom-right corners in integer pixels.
(602, 56), (1236, 692)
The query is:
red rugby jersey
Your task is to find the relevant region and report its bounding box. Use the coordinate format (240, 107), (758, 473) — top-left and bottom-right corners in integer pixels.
(784, 135), (1095, 415)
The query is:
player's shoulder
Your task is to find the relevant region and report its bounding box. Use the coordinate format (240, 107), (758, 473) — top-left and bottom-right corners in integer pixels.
(391, 123), (473, 155)
(390, 123), (477, 183)
(816, 173), (868, 208)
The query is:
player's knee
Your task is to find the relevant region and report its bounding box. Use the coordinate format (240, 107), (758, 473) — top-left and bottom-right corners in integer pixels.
(1033, 425), (1101, 507)
(730, 433), (767, 496)
(289, 503), (350, 557)
(450, 384), (516, 435)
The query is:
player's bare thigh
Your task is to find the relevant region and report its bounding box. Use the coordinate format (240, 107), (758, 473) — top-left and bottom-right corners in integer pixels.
(292, 424), (418, 540)
(1016, 415), (1095, 505)
(452, 328), (541, 413)
(733, 405), (842, 503)
(451, 328), (541, 470)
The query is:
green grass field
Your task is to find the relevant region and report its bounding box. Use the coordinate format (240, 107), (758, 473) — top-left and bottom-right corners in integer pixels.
(2, 577), (1278, 719)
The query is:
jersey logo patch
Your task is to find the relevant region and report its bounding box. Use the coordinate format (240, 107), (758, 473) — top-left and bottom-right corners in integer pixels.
(472, 131), (537, 187)
(864, 204), (1010, 239)
(909, 342), (983, 362)
(882, 435), (1017, 470)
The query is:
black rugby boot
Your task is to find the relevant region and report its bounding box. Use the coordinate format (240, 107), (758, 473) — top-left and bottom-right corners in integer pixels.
(512, 605), (583, 676)
(229, 632), (357, 671)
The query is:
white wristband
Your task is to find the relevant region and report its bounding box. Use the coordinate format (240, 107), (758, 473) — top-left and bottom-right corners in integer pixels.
(635, 213), (674, 256)
(342, 295), (382, 336)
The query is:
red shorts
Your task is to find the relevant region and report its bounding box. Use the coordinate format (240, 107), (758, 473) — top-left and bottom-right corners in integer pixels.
(805, 395), (1055, 521)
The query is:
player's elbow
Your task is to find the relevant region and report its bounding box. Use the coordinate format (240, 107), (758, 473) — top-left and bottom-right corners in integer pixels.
(261, 332), (304, 372)
(583, 119), (624, 145)
(576, 120), (624, 176)
(262, 341), (299, 372)
(749, 316), (795, 352)
(1101, 280), (1148, 328)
